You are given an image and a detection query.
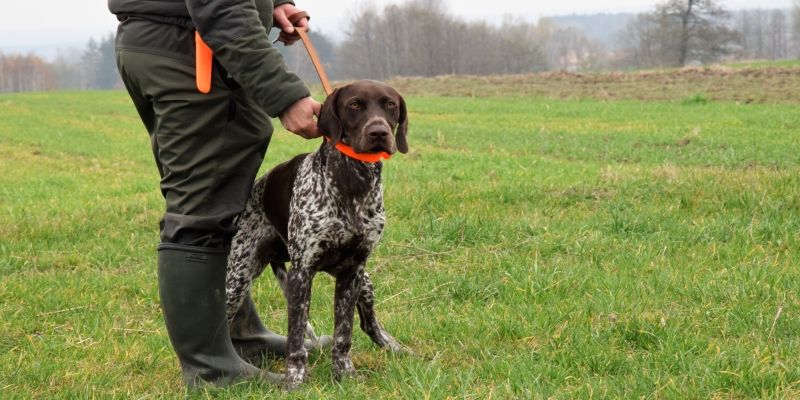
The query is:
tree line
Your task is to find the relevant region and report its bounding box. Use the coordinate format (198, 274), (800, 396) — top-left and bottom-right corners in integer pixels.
(617, 0), (800, 68)
(332, 0), (607, 79)
(334, 0), (800, 76)
(2, 0), (800, 92)
(0, 33), (119, 93)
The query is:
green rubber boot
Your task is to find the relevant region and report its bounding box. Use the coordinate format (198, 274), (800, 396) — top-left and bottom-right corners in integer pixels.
(157, 244), (283, 388)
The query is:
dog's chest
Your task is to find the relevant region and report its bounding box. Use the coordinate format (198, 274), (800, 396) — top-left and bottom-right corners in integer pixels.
(287, 156), (385, 269)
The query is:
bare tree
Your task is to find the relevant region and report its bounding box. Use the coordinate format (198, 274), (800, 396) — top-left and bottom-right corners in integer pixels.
(619, 0), (736, 68)
(737, 10), (767, 59)
(618, 13), (659, 68)
(793, 0), (800, 55)
(735, 9), (791, 60)
(769, 10), (789, 60)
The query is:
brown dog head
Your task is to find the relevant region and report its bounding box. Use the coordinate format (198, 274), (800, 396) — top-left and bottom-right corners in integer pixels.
(318, 80), (408, 155)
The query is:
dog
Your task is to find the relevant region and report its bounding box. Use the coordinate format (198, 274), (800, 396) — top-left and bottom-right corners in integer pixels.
(225, 80), (408, 388)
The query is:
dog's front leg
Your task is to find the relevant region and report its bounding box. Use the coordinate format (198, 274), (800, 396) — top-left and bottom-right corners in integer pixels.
(332, 266), (364, 380)
(273, 262), (323, 344)
(284, 265), (314, 389)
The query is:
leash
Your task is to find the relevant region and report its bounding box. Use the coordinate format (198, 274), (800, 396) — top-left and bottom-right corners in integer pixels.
(288, 12), (391, 163)
(288, 12), (333, 96)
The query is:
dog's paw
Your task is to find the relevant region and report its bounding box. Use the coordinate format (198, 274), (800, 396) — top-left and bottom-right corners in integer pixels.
(385, 338), (406, 353)
(377, 330), (413, 354)
(282, 379), (302, 391)
(282, 366), (306, 391)
(332, 357), (356, 381)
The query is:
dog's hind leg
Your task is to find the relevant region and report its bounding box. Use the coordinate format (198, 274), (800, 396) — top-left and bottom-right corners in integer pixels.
(356, 272), (406, 352)
(225, 183), (290, 364)
(226, 189), (273, 322)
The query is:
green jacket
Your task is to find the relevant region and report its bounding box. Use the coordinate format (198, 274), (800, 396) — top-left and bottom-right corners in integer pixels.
(109, 0), (308, 117)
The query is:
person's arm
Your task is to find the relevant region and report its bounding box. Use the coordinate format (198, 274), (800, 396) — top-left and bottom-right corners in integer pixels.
(185, 0), (308, 119)
(272, 2), (319, 138)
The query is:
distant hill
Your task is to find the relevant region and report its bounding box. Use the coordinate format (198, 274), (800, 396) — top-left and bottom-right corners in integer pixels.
(548, 13), (635, 50)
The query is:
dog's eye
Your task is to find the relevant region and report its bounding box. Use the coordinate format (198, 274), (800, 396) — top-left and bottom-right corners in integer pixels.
(385, 101), (397, 109)
(347, 101), (361, 110)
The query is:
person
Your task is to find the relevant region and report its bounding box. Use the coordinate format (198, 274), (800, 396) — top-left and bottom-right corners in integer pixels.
(108, 0), (325, 388)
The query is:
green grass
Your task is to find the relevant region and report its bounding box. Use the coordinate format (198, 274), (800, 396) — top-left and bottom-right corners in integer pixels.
(389, 65), (800, 104)
(1, 86), (799, 398)
(724, 59), (800, 69)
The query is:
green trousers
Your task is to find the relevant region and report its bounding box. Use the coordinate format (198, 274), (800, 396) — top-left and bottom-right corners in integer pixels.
(115, 19), (273, 247)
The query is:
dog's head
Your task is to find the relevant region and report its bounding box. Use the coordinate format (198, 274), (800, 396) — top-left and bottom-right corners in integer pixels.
(318, 80), (408, 155)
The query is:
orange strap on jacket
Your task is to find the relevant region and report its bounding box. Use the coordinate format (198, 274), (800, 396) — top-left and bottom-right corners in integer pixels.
(195, 31), (213, 94)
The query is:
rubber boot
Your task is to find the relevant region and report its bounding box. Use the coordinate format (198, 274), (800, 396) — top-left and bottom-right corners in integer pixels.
(157, 244), (283, 388)
(229, 294), (334, 366)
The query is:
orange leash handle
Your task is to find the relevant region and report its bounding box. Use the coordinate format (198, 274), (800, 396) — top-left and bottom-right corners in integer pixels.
(195, 31), (213, 94)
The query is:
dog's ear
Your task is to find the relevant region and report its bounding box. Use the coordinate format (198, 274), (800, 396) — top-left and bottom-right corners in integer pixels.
(395, 95), (409, 154)
(318, 87), (343, 146)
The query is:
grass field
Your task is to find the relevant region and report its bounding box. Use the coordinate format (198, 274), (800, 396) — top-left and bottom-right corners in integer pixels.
(1, 69), (799, 398)
(390, 66), (800, 104)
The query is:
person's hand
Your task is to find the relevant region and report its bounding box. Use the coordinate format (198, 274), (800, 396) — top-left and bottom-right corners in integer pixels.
(279, 96), (322, 139)
(274, 3), (309, 46)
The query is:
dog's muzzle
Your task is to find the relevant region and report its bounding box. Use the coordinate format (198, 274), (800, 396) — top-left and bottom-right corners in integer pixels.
(361, 118), (395, 154)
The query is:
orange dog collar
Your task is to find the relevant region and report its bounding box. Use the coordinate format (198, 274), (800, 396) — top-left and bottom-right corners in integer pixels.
(325, 137), (391, 163)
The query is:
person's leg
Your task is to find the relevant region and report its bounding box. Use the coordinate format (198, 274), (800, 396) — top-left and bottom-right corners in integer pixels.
(116, 45), (281, 387)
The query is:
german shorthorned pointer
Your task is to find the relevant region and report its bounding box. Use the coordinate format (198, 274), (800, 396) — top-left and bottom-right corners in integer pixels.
(225, 80), (408, 388)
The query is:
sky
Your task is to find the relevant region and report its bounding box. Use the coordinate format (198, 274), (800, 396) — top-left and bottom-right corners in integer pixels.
(0, 0), (793, 58)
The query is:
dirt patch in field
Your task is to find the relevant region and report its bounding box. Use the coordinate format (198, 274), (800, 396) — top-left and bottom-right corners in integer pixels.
(386, 66), (800, 103)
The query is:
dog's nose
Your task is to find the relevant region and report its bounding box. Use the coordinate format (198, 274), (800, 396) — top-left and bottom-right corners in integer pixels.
(368, 127), (390, 139)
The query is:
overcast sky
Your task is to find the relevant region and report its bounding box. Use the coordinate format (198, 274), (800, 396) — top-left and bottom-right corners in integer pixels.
(0, 0), (793, 57)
